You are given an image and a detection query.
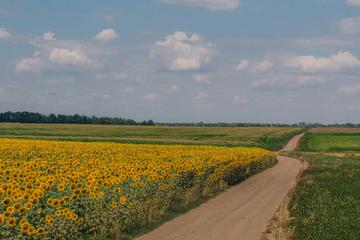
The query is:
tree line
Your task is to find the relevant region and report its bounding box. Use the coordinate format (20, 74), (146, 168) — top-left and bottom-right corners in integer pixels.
(0, 111), (358, 128)
(158, 122), (360, 128)
(0, 111), (155, 126)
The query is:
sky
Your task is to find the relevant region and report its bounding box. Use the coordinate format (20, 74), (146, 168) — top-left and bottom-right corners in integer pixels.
(1, 0), (360, 124)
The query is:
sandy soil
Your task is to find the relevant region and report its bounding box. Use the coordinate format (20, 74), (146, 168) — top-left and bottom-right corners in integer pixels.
(137, 134), (304, 240)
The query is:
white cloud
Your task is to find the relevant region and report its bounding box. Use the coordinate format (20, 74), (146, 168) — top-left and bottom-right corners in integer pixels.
(252, 59), (273, 73)
(103, 94), (112, 99)
(236, 60), (250, 71)
(104, 15), (114, 21)
(0, 27), (10, 39)
(151, 31), (215, 71)
(286, 51), (360, 73)
(233, 96), (248, 104)
(160, 0), (240, 11)
(338, 84), (360, 95)
(196, 92), (209, 100)
(236, 58), (273, 73)
(168, 84), (179, 93)
(94, 29), (118, 43)
(144, 93), (159, 101)
(345, 0), (360, 6)
(43, 32), (56, 41)
(49, 48), (93, 65)
(96, 73), (128, 80)
(193, 74), (211, 83)
(251, 75), (326, 89)
(339, 17), (360, 34)
(15, 52), (43, 73)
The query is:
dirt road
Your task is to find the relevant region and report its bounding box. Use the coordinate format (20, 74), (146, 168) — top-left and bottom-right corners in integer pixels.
(137, 134), (304, 240)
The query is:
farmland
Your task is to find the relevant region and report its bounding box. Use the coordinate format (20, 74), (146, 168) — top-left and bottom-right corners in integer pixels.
(299, 129), (360, 152)
(0, 123), (302, 151)
(287, 129), (360, 240)
(0, 138), (276, 239)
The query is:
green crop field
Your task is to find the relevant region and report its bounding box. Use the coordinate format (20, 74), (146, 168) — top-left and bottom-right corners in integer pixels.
(288, 128), (360, 240)
(288, 154), (360, 240)
(300, 130), (360, 152)
(0, 123), (303, 151)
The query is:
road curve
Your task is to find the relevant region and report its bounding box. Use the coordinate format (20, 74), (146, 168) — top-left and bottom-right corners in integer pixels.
(137, 134), (304, 240)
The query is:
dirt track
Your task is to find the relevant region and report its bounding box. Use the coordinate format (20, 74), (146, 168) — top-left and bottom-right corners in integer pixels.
(137, 134), (304, 240)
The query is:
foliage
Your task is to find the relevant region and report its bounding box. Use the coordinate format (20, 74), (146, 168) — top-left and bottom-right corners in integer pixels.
(288, 154), (360, 240)
(0, 138), (276, 239)
(0, 111), (155, 126)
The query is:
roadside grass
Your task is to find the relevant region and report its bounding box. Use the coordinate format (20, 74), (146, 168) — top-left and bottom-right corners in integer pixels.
(288, 153), (360, 240)
(0, 123), (303, 151)
(299, 132), (360, 152)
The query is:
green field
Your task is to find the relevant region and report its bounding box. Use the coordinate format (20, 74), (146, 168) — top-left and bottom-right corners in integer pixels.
(0, 123), (303, 151)
(288, 129), (360, 240)
(300, 132), (360, 152)
(288, 154), (360, 240)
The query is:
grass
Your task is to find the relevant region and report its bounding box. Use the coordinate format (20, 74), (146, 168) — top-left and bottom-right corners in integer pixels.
(288, 153), (360, 240)
(0, 123), (303, 151)
(300, 132), (360, 152)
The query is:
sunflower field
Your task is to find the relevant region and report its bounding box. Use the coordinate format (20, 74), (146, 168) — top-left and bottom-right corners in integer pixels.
(0, 138), (276, 239)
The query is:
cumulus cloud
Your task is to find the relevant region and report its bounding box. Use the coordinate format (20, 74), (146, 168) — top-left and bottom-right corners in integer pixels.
(43, 32), (56, 41)
(15, 52), (43, 73)
(286, 51), (360, 73)
(104, 15), (114, 21)
(94, 29), (118, 43)
(236, 60), (250, 71)
(0, 27), (10, 39)
(345, 0), (360, 6)
(96, 73), (128, 80)
(236, 57), (273, 73)
(251, 74), (326, 89)
(49, 48), (93, 65)
(338, 84), (360, 95)
(252, 59), (273, 73)
(151, 31), (215, 71)
(195, 92), (209, 100)
(144, 93), (159, 101)
(233, 96), (248, 104)
(193, 74), (211, 84)
(339, 17), (360, 34)
(160, 0), (240, 11)
(168, 84), (179, 93)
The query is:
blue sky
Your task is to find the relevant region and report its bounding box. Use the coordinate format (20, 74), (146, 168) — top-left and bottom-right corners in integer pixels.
(1, 0), (360, 123)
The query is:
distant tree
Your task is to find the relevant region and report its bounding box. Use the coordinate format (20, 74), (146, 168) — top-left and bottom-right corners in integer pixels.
(0, 111), (148, 126)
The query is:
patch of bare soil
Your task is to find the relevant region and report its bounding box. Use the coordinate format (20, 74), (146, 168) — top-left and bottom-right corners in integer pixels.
(262, 161), (308, 240)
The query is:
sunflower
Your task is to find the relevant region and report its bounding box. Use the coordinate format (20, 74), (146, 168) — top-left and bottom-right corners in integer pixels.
(37, 227), (45, 235)
(20, 223), (29, 232)
(45, 215), (54, 225)
(0, 214), (4, 225)
(119, 196), (127, 205)
(2, 198), (11, 206)
(6, 217), (16, 227)
(57, 184), (65, 191)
